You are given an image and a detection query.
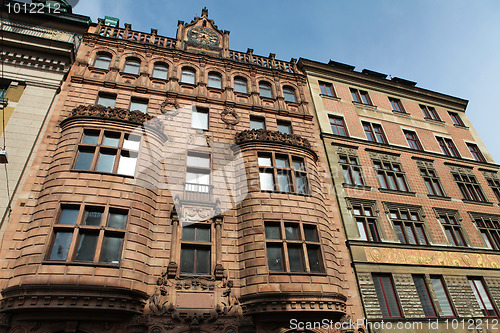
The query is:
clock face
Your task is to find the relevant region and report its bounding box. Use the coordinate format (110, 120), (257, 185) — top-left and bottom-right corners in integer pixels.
(187, 27), (219, 47)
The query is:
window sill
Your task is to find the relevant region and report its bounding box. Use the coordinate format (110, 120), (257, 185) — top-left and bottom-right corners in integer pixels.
(179, 82), (197, 87)
(260, 97), (276, 102)
(320, 94), (340, 101)
(207, 86), (223, 92)
(119, 72), (140, 78)
(150, 77), (169, 82)
(268, 271), (327, 276)
(234, 91), (250, 97)
(42, 260), (120, 268)
(343, 183), (372, 191)
(453, 124), (469, 129)
(462, 199), (493, 206)
(88, 66), (109, 73)
(260, 190), (311, 197)
(423, 117), (444, 124)
(352, 101), (377, 109)
(427, 195), (452, 201)
(378, 188), (416, 196)
(179, 273), (213, 278)
(392, 110), (409, 116)
(70, 169), (134, 179)
(285, 101), (300, 106)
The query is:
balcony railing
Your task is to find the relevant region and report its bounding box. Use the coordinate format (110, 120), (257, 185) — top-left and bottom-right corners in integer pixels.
(182, 183), (214, 203)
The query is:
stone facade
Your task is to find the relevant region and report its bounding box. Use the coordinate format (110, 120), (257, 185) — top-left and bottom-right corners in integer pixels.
(0, 9), (361, 333)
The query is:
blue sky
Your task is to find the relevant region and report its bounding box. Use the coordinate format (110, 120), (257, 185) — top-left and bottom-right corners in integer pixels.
(75, 0), (500, 163)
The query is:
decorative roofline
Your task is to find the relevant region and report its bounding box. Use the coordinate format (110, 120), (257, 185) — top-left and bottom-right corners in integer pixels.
(235, 129), (314, 155)
(62, 104), (153, 125)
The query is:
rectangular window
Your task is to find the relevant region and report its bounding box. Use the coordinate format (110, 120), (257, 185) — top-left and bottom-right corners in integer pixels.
(430, 276), (456, 317)
(438, 211), (466, 247)
(389, 207), (428, 245)
(420, 105), (441, 121)
(453, 171), (487, 202)
(372, 273), (402, 318)
(468, 277), (498, 317)
(277, 120), (292, 134)
(485, 174), (500, 202)
(363, 121), (387, 144)
(265, 222), (323, 273)
(191, 107), (209, 130)
(389, 97), (405, 113)
(250, 116), (266, 130)
(74, 129), (140, 176)
(420, 166), (446, 197)
(350, 88), (372, 105)
(404, 130), (423, 151)
(258, 152), (308, 194)
(412, 275), (437, 317)
(449, 112), (465, 127)
(352, 202), (380, 242)
(373, 159), (410, 192)
(339, 154), (365, 186)
(329, 115), (348, 136)
(437, 137), (461, 158)
(180, 224), (211, 275)
(467, 143), (486, 162)
(97, 93), (116, 108)
(48, 206), (127, 264)
(185, 152), (210, 193)
(473, 215), (500, 250)
(319, 81), (336, 97)
(130, 98), (148, 113)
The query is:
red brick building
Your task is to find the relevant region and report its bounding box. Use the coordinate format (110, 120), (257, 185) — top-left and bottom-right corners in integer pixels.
(0, 9), (362, 333)
(298, 58), (500, 332)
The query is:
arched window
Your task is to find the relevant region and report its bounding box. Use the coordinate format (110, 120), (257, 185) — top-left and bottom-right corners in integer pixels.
(207, 72), (222, 89)
(283, 86), (297, 103)
(152, 62), (169, 80)
(94, 52), (112, 70)
(234, 76), (248, 94)
(123, 57), (140, 75)
(181, 67), (196, 84)
(259, 81), (273, 98)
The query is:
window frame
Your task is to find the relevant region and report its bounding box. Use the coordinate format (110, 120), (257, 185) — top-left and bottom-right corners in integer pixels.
(129, 97), (148, 113)
(484, 174), (500, 202)
(430, 275), (456, 317)
(452, 171), (488, 202)
(373, 159), (411, 192)
(152, 62), (169, 80)
(207, 71), (223, 89)
(339, 154), (365, 187)
(350, 88), (372, 105)
(372, 273), (402, 318)
(180, 223), (212, 275)
(389, 97), (405, 113)
(436, 137), (461, 158)
(191, 106), (209, 130)
(93, 52), (112, 70)
(277, 120), (292, 134)
(329, 115), (349, 137)
(234, 76), (248, 94)
(123, 57), (141, 75)
(258, 152), (309, 195)
(472, 215), (500, 250)
(264, 221), (324, 273)
(180, 67), (196, 85)
(47, 205), (127, 265)
(259, 81), (273, 99)
(282, 86), (297, 103)
(363, 121), (387, 144)
(74, 129), (140, 177)
(404, 130), (424, 151)
(437, 211), (467, 247)
(250, 115), (266, 130)
(412, 275), (438, 318)
(351, 201), (381, 242)
(96, 92), (116, 108)
(449, 112), (465, 127)
(185, 152), (211, 194)
(419, 165), (446, 197)
(420, 105), (441, 121)
(467, 143), (486, 162)
(468, 277), (498, 317)
(388, 207), (429, 245)
(318, 81), (336, 97)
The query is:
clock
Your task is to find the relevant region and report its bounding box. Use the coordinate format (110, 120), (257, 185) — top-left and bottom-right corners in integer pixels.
(187, 27), (219, 47)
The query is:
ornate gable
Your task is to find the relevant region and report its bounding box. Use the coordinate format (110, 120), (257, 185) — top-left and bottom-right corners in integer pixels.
(176, 7), (229, 56)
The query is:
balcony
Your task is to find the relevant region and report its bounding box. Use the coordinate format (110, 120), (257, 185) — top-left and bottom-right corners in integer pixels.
(182, 183), (214, 204)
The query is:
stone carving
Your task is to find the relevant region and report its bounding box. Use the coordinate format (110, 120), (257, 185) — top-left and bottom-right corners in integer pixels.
(160, 98), (180, 118)
(65, 104), (153, 125)
(369, 152), (399, 163)
(337, 146), (358, 156)
(448, 165), (474, 175)
(415, 160), (434, 168)
(182, 207), (214, 221)
(235, 129), (312, 150)
(220, 107), (240, 128)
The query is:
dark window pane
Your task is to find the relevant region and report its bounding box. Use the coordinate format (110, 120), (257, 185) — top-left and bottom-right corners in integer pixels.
(234, 78), (247, 93)
(84, 208), (103, 226)
(285, 224), (300, 240)
(288, 246), (304, 271)
(196, 248), (210, 274)
(275, 156), (289, 168)
(304, 226), (318, 242)
(395, 224), (406, 243)
(75, 149), (94, 170)
(416, 225), (428, 245)
(101, 235), (123, 264)
(182, 226), (196, 241)
(197, 227), (210, 242)
(96, 150), (116, 173)
(307, 245), (322, 272)
(180, 248), (195, 273)
(103, 132), (120, 147)
(277, 172), (292, 192)
(265, 225), (281, 240)
(250, 117), (265, 130)
(82, 130), (99, 145)
(49, 232), (73, 260)
(292, 158), (305, 171)
(267, 246), (284, 271)
(108, 211), (127, 229)
(406, 224), (417, 244)
(75, 233), (98, 261)
(413, 275), (436, 317)
(59, 208), (79, 225)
